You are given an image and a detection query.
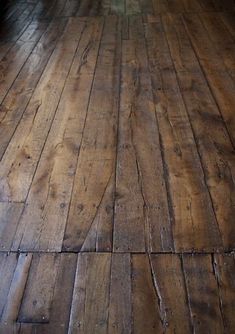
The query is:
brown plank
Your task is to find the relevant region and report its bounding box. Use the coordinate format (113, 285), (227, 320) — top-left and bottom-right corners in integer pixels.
(145, 15), (222, 252)
(183, 13), (235, 147)
(128, 15), (144, 40)
(16, 254), (77, 333)
(182, 0), (202, 12)
(0, 20), (48, 104)
(0, 4), (37, 42)
(150, 254), (192, 333)
(220, 11), (235, 39)
(89, 0), (110, 16)
(166, 0), (186, 13)
(200, 12), (235, 80)
(108, 254), (132, 334)
(68, 253), (111, 333)
(31, 0), (57, 18)
(163, 13), (235, 250)
(183, 254), (224, 333)
(138, 0), (153, 14)
(0, 202), (24, 251)
(197, 0), (220, 11)
(126, 0), (140, 15)
(12, 17), (104, 252)
(114, 18), (173, 253)
(35, 253), (78, 333)
(152, 0), (186, 14)
(0, 253), (18, 317)
(0, 323), (20, 334)
(76, 0), (93, 16)
(18, 253), (60, 323)
(0, 18), (85, 204)
(44, 0), (67, 17)
(0, 19), (67, 160)
(1, 253), (32, 323)
(0, 42), (14, 61)
(214, 254), (235, 332)
(161, 13), (201, 73)
(152, 0), (169, 14)
(132, 254), (162, 333)
(62, 16), (121, 252)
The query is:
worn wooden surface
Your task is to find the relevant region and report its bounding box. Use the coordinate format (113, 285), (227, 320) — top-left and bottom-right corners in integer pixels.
(0, 253), (234, 333)
(0, 0), (235, 332)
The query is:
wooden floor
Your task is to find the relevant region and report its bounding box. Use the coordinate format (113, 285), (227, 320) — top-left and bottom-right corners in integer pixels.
(0, 0), (235, 332)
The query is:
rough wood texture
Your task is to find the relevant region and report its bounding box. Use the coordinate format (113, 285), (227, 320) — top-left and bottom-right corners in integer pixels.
(0, 253), (234, 332)
(0, 1), (235, 333)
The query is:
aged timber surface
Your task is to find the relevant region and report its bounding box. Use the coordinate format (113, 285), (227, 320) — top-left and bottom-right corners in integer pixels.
(0, 0), (235, 333)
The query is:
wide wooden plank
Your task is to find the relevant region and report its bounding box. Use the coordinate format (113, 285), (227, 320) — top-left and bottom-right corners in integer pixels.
(108, 253), (132, 334)
(0, 18), (67, 160)
(18, 253), (60, 323)
(214, 254), (235, 333)
(163, 13), (235, 250)
(183, 254), (224, 333)
(150, 254), (192, 333)
(12, 17), (104, 252)
(34, 253), (78, 333)
(0, 253), (18, 318)
(1, 253), (32, 324)
(114, 18), (173, 253)
(183, 13), (235, 147)
(1, 253), (77, 333)
(145, 15), (222, 252)
(68, 253), (111, 333)
(0, 18), (85, 204)
(62, 16), (121, 252)
(0, 202), (24, 251)
(132, 254), (162, 333)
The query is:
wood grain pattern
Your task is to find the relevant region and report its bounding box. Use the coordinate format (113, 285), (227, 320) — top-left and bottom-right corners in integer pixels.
(213, 254), (235, 332)
(114, 17), (173, 253)
(183, 13), (235, 147)
(63, 16), (121, 252)
(68, 253), (111, 333)
(183, 254), (224, 333)
(18, 253), (60, 323)
(145, 15), (222, 252)
(0, 18), (85, 204)
(150, 254), (192, 333)
(0, 2), (235, 332)
(12, 17), (104, 252)
(0, 18), (67, 160)
(163, 13), (235, 250)
(0, 253), (233, 332)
